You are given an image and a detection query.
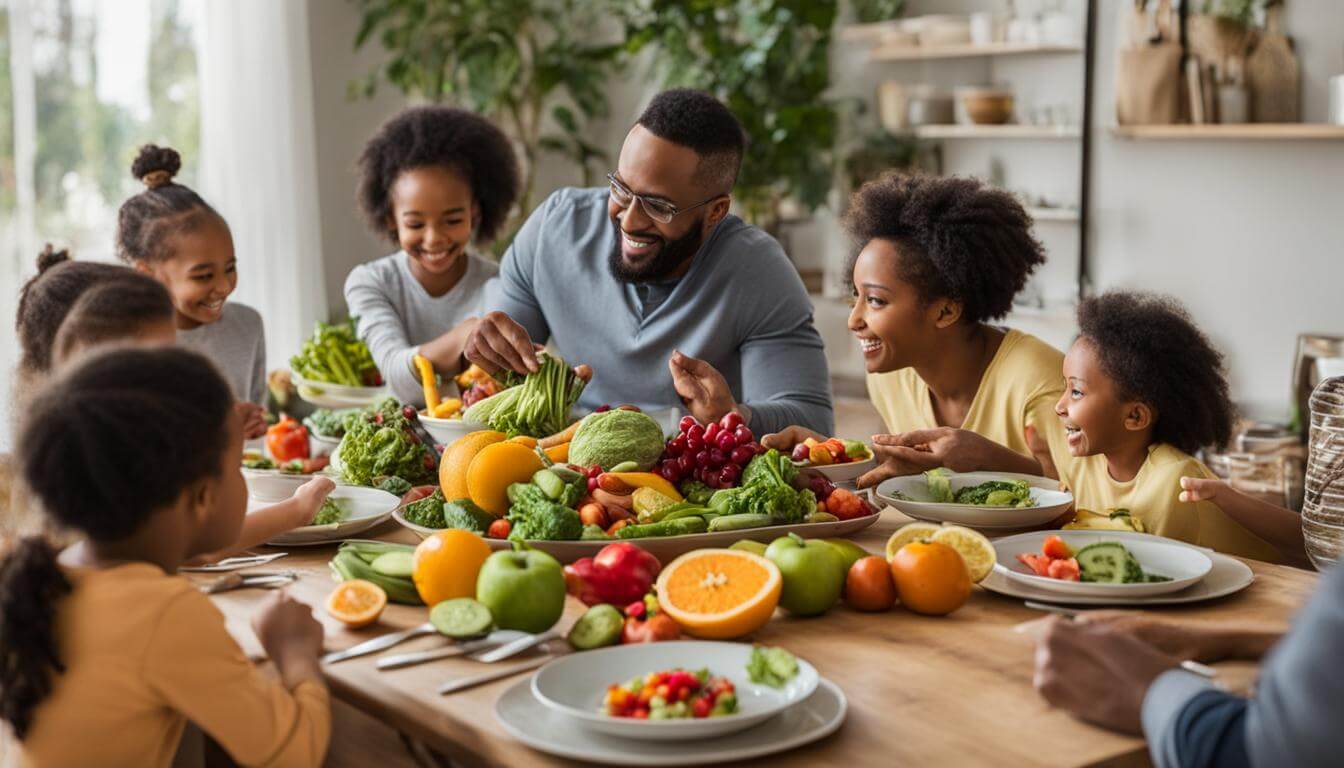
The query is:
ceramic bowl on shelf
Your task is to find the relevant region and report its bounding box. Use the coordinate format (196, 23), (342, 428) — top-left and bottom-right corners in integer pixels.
(956, 87), (1015, 125)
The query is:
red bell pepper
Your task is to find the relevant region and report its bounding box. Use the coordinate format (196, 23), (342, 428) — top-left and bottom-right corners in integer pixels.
(563, 542), (661, 607)
(265, 415), (309, 462)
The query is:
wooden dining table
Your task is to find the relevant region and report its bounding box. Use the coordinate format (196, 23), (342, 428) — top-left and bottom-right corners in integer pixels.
(196, 509), (1318, 767)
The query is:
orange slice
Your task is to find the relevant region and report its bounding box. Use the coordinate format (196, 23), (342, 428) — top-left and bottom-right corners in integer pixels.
(326, 579), (388, 628)
(656, 549), (782, 639)
(465, 440), (546, 516)
(440, 430), (506, 500)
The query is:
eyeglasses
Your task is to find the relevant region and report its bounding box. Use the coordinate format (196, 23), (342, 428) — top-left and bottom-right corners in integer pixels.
(607, 173), (720, 225)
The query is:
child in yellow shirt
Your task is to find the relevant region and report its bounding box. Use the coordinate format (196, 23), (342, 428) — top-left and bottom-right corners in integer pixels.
(764, 173), (1073, 485)
(1056, 292), (1285, 562)
(0, 347), (330, 766)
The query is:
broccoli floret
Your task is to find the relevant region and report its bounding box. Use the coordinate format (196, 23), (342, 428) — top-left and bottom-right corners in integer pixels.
(401, 489), (447, 528)
(376, 476), (413, 496)
(679, 480), (714, 505)
(506, 482), (584, 541)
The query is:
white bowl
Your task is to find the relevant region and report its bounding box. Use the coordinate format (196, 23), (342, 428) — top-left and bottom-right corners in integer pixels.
(417, 413), (485, 446)
(796, 454), (876, 483)
(242, 467), (323, 502)
(530, 641), (819, 741)
(308, 433), (342, 457)
(291, 371), (388, 409)
(992, 530), (1213, 597)
(874, 471), (1072, 529)
(256, 485), (399, 546)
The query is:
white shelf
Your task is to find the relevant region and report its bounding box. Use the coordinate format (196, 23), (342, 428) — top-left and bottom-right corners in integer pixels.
(869, 42), (1083, 62)
(1027, 207), (1079, 222)
(1110, 124), (1344, 141)
(901, 124), (1081, 140)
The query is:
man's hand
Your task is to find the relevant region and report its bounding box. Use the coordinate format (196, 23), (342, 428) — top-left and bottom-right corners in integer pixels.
(668, 351), (740, 427)
(463, 311), (539, 375)
(1033, 615), (1181, 735)
(236, 402), (268, 440)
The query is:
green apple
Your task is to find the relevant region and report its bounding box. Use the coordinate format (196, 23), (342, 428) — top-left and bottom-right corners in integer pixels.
(765, 533), (845, 616)
(729, 539), (768, 556)
(822, 539), (870, 571)
(476, 547), (566, 633)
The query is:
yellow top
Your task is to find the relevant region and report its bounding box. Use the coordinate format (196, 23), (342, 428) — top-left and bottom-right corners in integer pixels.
(1061, 443), (1281, 563)
(865, 329), (1073, 478)
(18, 562), (329, 768)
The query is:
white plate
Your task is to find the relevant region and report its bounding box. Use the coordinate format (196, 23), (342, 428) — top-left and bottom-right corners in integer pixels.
(531, 641), (819, 741)
(417, 413), (485, 446)
(875, 471), (1072, 529)
(796, 454), (876, 483)
(981, 534), (1254, 606)
(291, 371), (388, 409)
(393, 511), (881, 564)
(992, 530), (1214, 598)
(308, 433), (342, 457)
(252, 485), (399, 546)
(497, 676), (845, 765)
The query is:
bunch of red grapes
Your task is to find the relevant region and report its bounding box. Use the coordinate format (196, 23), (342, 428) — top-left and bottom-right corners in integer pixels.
(656, 412), (765, 489)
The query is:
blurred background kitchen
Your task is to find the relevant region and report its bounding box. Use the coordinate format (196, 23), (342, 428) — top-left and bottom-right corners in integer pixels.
(2, 0), (1343, 514)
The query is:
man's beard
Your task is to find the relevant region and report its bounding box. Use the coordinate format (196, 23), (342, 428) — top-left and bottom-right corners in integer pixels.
(607, 216), (706, 283)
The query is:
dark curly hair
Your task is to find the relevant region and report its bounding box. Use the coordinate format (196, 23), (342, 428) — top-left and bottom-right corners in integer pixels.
(357, 106), (521, 244)
(116, 144), (226, 265)
(843, 173), (1046, 324)
(15, 245), (134, 377)
(52, 276), (175, 367)
(1, 347), (234, 739)
(636, 88), (746, 192)
(1077, 291), (1234, 454)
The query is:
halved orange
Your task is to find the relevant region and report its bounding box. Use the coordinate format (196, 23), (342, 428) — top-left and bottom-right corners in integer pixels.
(656, 548), (782, 639)
(465, 440), (545, 516)
(440, 430), (506, 500)
(326, 579), (388, 628)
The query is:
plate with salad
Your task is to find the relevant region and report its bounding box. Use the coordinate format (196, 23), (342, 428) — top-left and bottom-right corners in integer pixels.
(875, 469), (1073, 529)
(290, 319), (388, 408)
(257, 485), (400, 546)
(992, 530), (1213, 597)
(530, 642), (818, 741)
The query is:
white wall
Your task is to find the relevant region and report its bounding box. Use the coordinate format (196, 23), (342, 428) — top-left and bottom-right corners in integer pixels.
(1088, 0), (1344, 420)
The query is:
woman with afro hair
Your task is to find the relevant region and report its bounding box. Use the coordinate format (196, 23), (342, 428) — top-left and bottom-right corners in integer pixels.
(344, 106), (521, 406)
(766, 172), (1073, 486)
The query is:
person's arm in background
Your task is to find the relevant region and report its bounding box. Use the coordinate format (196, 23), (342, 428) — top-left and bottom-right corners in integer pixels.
(344, 267), (428, 406)
(468, 196), (555, 374)
(1180, 477), (1309, 568)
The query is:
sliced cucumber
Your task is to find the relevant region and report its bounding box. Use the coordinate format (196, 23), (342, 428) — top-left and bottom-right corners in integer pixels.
(429, 598), (494, 638)
(608, 461), (640, 473)
(533, 469), (565, 500)
(1075, 542), (1144, 584)
(567, 604), (624, 650)
(370, 551), (415, 579)
(708, 513), (773, 532)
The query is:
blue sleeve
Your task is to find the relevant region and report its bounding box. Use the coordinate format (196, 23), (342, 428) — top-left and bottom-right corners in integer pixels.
(484, 194), (552, 345)
(1146, 683), (1250, 768)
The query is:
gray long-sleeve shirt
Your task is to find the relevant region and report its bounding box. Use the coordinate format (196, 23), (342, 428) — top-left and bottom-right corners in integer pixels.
(482, 187), (833, 435)
(344, 251), (497, 406)
(1142, 559), (1344, 767)
(178, 302), (266, 405)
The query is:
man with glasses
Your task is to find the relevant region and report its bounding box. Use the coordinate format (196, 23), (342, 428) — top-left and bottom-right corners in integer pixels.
(468, 89), (833, 435)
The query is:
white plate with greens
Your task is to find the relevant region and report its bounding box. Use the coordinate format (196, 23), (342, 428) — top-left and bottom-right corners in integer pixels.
(874, 471), (1072, 529)
(530, 641), (818, 741)
(993, 530), (1213, 598)
(255, 485), (399, 546)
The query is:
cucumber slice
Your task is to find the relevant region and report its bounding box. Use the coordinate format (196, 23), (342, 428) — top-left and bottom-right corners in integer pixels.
(370, 551), (415, 579)
(429, 598), (494, 638)
(1075, 542), (1144, 584)
(567, 604), (624, 650)
(608, 461), (639, 473)
(533, 469), (565, 500)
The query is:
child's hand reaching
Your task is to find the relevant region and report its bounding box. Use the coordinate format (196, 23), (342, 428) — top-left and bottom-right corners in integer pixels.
(236, 401), (268, 440)
(290, 477), (336, 528)
(1179, 476), (1224, 503)
(252, 591), (325, 689)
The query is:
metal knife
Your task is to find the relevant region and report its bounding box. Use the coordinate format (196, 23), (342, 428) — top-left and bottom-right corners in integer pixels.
(438, 655), (552, 695)
(322, 623), (437, 664)
(377, 630), (526, 670)
(471, 629), (561, 663)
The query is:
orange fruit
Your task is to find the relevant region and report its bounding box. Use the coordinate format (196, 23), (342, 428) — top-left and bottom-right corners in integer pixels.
(509, 435), (539, 448)
(440, 430), (506, 500)
(656, 548), (782, 639)
(465, 440), (545, 516)
(889, 541), (971, 616)
(413, 529), (492, 605)
(544, 442), (570, 463)
(326, 579), (388, 628)
(845, 555), (897, 612)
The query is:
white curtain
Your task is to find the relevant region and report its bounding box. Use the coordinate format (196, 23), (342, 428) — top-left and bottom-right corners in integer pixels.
(198, 0), (326, 373)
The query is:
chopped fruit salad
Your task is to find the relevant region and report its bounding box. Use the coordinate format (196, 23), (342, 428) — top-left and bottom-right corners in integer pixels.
(603, 669), (738, 720)
(790, 436), (870, 466)
(1016, 535), (1172, 584)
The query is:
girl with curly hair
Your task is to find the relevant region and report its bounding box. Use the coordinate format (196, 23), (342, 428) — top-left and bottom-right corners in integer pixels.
(345, 106), (522, 406)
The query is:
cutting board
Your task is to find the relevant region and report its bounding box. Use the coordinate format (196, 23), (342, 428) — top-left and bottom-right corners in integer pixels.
(1247, 3), (1300, 122)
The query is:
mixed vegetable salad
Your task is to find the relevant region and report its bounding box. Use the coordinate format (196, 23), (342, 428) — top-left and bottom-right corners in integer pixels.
(1016, 536), (1172, 584)
(336, 398), (436, 486)
(603, 669), (738, 720)
(926, 468), (1036, 508)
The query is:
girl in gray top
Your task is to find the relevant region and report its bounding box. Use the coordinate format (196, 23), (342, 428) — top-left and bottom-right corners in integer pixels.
(344, 106), (521, 407)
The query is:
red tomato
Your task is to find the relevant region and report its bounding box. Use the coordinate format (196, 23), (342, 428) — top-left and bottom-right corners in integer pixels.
(1016, 553), (1052, 577)
(1042, 535), (1073, 561)
(487, 518), (511, 539)
(1047, 558), (1081, 581)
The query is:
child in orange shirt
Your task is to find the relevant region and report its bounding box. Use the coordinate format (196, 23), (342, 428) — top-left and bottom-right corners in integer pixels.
(0, 347), (330, 766)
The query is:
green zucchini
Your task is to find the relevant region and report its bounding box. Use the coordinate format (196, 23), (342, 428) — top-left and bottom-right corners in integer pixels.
(707, 513), (774, 532)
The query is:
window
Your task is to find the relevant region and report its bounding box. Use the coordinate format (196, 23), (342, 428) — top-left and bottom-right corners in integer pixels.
(1, 0), (202, 448)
